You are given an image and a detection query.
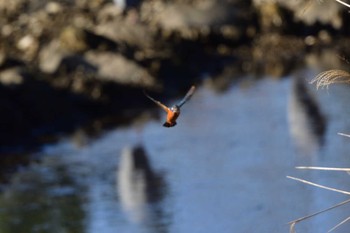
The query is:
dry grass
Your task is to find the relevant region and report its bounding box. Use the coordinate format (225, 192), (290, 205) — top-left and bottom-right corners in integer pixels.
(287, 162), (350, 232)
(288, 133), (350, 232)
(296, 165), (350, 172)
(308, 1), (350, 90)
(303, 67), (350, 230)
(335, 0), (350, 8)
(338, 132), (350, 138)
(292, 1), (350, 231)
(287, 174), (350, 232)
(310, 70), (350, 89)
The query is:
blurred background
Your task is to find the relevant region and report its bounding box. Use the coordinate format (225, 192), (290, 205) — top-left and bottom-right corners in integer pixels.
(2, 0), (350, 232)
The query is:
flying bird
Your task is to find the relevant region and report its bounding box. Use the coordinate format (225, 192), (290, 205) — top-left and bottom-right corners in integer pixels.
(144, 85), (196, 127)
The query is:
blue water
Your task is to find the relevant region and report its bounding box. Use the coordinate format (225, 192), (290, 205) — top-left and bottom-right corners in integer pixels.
(2, 72), (350, 233)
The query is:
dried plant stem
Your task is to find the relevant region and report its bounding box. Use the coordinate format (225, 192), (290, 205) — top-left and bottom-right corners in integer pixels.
(338, 132), (350, 138)
(335, 0), (350, 8)
(287, 176), (350, 195)
(295, 166), (350, 172)
(288, 198), (350, 225)
(287, 176), (350, 232)
(290, 222), (296, 233)
(328, 216), (350, 232)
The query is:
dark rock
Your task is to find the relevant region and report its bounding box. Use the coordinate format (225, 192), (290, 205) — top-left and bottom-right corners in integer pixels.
(39, 40), (68, 73)
(95, 9), (155, 49)
(0, 67), (25, 85)
(0, 0), (350, 152)
(280, 0), (343, 29)
(140, 0), (254, 42)
(0, 0), (26, 18)
(59, 26), (89, 53)
(85, 51), (156, 87)
(251, 34), (305, 77)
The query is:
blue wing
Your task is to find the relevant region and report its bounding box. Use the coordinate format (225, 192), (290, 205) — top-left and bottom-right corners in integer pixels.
(178, 85), (196, 108)
(144, 91), (169, 113)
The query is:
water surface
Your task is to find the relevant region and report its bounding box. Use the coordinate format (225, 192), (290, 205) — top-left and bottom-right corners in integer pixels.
(2, 73), (350, 233)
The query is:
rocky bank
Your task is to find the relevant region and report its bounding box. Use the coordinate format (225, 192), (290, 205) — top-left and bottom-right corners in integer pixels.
(1, 0), (350, 152)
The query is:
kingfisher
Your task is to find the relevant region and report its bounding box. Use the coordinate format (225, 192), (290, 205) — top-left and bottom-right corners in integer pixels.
(144, 85), (196, 127)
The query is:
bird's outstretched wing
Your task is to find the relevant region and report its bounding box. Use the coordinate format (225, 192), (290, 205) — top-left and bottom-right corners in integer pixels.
(178, 85), (196, 108)
(144, 91), (169, 113)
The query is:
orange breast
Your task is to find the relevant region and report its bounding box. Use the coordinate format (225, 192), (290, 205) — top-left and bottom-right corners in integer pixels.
(166, 111), (180, 124)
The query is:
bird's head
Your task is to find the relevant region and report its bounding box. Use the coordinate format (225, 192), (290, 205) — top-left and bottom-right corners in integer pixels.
(170, 105), (180, 113)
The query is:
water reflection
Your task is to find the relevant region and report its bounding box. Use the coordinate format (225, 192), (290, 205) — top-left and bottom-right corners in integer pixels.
(288, 73), (326, 155)
(0, 156), (85, 233)
(2, 77), (350, 232)
(117, 145), (167, 229)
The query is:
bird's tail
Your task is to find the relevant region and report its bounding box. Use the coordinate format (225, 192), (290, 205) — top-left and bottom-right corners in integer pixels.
(163, 122), (176, 127)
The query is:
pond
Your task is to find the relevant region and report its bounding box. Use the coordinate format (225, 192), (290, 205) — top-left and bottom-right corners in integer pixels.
(1, 70), (350, 233)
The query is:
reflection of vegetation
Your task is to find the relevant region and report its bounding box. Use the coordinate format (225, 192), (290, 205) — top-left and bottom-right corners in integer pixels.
(0, 160), (85, 233)
(118, 145), (168, 230)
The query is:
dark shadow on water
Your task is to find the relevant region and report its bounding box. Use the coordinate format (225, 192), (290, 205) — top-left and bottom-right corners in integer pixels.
(0, 157), (86, 233)
(288, 73), (327, 155)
